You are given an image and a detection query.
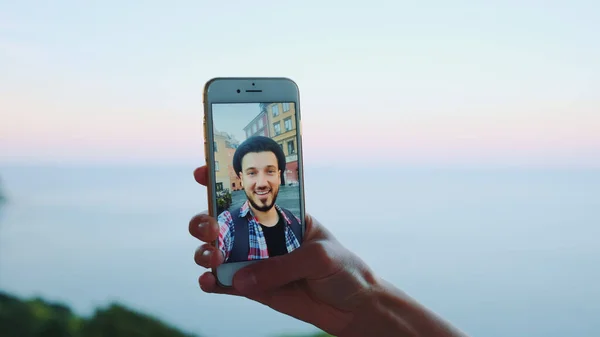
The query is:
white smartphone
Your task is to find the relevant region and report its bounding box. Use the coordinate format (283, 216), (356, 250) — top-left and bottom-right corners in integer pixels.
(202, 77), (306, 287)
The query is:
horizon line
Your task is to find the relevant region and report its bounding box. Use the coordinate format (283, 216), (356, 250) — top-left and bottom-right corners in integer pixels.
(1, 161), (599, 171)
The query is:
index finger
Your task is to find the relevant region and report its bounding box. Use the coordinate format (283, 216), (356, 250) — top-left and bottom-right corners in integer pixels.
(194, 166), (208, 186)
(189, 212), (219, 243)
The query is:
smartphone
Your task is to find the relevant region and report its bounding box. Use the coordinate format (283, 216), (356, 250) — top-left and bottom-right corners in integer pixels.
(202, 77), (306, 287)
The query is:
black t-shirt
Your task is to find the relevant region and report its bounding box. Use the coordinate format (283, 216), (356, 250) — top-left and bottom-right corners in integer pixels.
(259, 213), (288, 257)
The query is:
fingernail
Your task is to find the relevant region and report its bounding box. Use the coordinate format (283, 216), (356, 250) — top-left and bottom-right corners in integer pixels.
(235, 270), (257, 293)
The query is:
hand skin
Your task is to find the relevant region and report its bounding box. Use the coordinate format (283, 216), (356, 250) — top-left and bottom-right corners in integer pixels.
(189, 166), (468, 337)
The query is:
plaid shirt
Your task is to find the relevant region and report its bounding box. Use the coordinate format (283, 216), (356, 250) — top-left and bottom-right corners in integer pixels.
(217, 200), (301, 262)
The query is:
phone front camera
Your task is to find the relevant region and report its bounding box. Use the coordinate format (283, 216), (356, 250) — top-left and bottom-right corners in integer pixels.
(236, 89), (241, 93)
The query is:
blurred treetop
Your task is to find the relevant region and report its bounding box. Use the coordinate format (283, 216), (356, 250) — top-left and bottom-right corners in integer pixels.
(0, 291), (333, 337)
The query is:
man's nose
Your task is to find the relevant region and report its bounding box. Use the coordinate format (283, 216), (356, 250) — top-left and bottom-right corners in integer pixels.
(256, 172), (269, 187)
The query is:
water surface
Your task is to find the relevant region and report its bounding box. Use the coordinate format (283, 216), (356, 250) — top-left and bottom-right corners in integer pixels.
(0, 165), (598, 337)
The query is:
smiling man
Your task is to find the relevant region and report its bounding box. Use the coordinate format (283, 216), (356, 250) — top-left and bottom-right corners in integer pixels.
(216, 136), (302, 263)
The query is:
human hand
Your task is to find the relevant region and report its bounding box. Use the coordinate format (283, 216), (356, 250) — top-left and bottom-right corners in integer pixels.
(188, 165), (380, 336)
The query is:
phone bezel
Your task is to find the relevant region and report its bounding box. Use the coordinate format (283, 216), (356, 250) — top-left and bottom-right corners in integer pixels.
(202, 77), (306, 287)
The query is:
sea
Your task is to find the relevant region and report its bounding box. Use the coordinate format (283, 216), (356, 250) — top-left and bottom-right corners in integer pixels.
(0, 164), (599, 337)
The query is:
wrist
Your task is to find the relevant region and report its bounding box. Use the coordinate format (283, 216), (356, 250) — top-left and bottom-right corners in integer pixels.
(339, 277), (467, 337)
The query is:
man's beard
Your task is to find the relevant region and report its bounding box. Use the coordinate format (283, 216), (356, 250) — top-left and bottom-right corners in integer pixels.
(246, 189), (279, 212)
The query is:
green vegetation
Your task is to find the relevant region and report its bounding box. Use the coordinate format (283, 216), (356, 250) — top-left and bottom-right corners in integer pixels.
(0, 291), (198, 337)
(216, 189), (232, 215)
(0, 291), (333, 337)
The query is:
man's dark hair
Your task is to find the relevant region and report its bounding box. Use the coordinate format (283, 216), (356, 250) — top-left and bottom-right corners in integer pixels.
(233, 136), (287, 184)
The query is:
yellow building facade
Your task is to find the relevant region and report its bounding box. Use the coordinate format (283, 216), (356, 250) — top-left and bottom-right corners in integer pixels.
(213, 130), (239, 192)
(266, 102), (299, 184)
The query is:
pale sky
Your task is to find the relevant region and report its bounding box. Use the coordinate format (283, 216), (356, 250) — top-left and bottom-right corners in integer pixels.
(1, 1), (599, 168)
(212, 103), (262, 143)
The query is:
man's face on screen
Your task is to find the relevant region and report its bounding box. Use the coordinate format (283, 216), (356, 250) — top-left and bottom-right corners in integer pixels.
(239, 151), (281, 213)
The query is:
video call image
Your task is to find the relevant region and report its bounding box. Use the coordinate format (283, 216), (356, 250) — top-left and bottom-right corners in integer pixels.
(210, 102), (303, 264)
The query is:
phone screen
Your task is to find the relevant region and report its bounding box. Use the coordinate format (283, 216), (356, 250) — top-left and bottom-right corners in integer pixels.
(210, 102), (303, 264)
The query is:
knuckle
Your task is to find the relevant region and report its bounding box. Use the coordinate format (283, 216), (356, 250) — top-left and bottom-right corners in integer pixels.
(190, 213), (204, 223)
(188, 214), (203, 230)
(194, 245), (210, 266)
(188, 218), (198, 234)
(193, 247), (203, 264)
(310, 240), (336, 267)
(201, 223), (219, 241)
(189, 214), (218, 240)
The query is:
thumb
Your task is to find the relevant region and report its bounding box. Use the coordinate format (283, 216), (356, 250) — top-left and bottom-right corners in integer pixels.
(232, 240), (340, 294)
